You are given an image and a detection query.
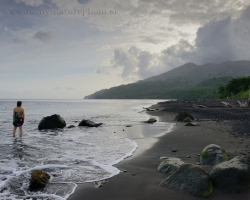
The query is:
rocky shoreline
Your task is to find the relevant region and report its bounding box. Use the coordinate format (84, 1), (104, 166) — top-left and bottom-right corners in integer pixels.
(152, 99), (250, 138)
(68, 99), (250, 200)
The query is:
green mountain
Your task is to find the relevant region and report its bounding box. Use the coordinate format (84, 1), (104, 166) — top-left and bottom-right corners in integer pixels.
(84, 60), (250, 99)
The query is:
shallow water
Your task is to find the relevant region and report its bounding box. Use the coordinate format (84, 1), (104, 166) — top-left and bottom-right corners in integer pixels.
(0, 99), (171, 199)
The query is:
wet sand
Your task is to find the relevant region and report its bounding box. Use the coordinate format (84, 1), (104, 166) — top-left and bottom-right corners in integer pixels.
(68, 100), (250, 200)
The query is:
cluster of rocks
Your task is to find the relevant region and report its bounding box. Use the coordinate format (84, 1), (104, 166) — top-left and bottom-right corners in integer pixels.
(158, 144), (250, 197)
(38, 114), (103, 130)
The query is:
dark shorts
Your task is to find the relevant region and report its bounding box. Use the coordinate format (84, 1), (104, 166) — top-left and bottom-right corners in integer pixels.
(13, 118), (24, 127)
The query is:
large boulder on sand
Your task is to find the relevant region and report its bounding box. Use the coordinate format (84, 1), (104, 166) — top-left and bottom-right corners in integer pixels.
(159, 164), (213, 197)
(210, 156), (250, 193)
(78, 119), (103, 127)
(174, 111), (194, 122)
(38, 114), (66, 130)
(29, 170), (50, 191)
(200, 144), (228, 166)
(157, 157), (184, 176)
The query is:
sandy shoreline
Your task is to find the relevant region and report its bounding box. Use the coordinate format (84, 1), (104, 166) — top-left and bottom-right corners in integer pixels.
(68, 100), (250, 200)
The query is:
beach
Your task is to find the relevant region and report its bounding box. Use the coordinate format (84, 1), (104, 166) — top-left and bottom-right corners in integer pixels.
(68, 99), (250, 200)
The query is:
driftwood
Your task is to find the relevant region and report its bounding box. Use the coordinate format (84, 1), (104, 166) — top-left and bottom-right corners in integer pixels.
(143, 107), (158, 111)
(224, 95), (250, 108)
(221, 101), (234, 107)
(238, 99), (250, 107)
(193, 104), (207, 108)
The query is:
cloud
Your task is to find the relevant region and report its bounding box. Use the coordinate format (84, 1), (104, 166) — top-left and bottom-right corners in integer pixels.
(112, 47), (140, 80)
(77, 0), (89, 5)
(96, 66), (110, 75)
(15, 0), (44, 7)
(13, 38), (27, 44)
(139, 0), (250, 25)
(33, 31), (55, 43)
(106, 5), (250, 80)
(191, 5), (250, 64)
(140, 36), (161, 44)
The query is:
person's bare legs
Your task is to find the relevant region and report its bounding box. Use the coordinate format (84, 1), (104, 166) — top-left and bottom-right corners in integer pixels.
(19, 126), (23, 137)
(13, 126), (17, 137)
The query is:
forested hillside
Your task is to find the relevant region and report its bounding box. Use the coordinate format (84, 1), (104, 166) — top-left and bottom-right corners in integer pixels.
(85, 61), (250, 99)
(218, 76), (250, 98)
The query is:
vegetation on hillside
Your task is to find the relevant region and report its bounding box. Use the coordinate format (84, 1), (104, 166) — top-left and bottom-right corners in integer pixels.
(87, 77), (232, 99)
(85, 61), (250, 99)
(218, 76), (250, 98)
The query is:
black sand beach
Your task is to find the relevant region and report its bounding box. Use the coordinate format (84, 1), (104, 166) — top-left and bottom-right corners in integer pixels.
(68, 99), (250, 200)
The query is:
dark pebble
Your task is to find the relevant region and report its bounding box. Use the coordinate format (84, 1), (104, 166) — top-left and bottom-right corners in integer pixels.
(187, 155), (190, 158)
(131, 173), (136, 176)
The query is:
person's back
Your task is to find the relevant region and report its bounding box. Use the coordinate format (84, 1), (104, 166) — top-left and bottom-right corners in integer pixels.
(13, 101), (25, 137)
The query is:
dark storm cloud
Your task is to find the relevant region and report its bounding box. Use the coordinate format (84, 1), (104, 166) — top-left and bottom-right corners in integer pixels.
(192, 5), (250, 63)
(110, 5), (250, 80)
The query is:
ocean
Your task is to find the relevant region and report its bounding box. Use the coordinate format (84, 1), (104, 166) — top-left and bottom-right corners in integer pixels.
(0, 99), (172, 200)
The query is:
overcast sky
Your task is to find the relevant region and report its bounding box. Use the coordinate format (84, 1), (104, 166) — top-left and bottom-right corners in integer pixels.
(1, 0), (250, 99)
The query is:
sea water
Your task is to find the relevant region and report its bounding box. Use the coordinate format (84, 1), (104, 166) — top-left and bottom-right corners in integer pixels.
(0, 99), (171, 200)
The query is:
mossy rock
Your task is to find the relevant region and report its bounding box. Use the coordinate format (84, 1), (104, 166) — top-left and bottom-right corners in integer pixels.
(174, 112), (194, 122)
(210, 156), (250, 193)
(157, 157), (184, 176)
(200, 144), (228, 166)
(29, 170), (50, 191)
(146, 118), (157, 123)
(160, 164), (213, 197)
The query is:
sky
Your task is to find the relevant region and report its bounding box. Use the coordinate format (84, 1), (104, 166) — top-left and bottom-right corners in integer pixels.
(1, 0), (250, 99)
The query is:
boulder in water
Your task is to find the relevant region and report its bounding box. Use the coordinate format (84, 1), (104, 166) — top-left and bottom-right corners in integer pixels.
(146, 117), (157, 123)
(38, 114), (66, 130)
(29, 170), (50, 191)
(78, 119), (103, 127)
(67, 125), (75, 129)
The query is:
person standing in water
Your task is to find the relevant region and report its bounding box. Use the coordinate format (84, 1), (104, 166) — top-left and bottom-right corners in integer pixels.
(13, 101), (25, 137)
